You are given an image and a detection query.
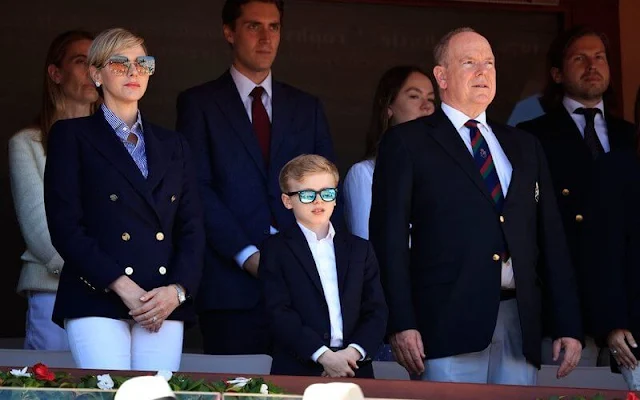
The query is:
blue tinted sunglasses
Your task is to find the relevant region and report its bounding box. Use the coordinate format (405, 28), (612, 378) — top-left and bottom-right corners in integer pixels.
(286, 188), (338, 204)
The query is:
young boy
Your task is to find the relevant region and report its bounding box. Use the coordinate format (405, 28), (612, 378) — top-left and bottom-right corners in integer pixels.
(259, 154), (388, 378)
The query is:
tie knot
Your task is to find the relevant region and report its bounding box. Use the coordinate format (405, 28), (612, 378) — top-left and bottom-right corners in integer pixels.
(464, 119), (479, 129)
(250, 86), (265, 99)
(574, 107), (601, 121)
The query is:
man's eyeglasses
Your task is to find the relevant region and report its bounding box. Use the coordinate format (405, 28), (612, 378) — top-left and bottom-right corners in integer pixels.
(102, 55), (156, 76)
(286, 188), (338, 204)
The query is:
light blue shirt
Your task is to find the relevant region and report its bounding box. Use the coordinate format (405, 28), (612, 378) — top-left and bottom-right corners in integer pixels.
(229, 66), (278, 268)
(507, 93), (545, 127)
(441, 103), (512, 197)
(562, 96), (609, 153)
(343, 159), (375, 240)
(101, 104), (148, 178)
(229, 65), (273, 122)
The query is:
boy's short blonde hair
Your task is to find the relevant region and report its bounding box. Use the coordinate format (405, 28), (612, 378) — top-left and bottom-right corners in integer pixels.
(88, 27), (147, 69)
(279, 154), (340, 192)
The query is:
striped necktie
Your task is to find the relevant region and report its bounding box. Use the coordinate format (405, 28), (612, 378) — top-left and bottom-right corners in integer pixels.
(465, 119), (504, 212)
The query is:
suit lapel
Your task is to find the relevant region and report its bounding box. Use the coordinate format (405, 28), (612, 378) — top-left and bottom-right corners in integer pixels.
(214, 71), (267, 178)
(491, 121), (522, 205)
(144, 121), (171, 192)
(607, 114), (632, 150)
(427, 109), (494, 206)
(285, 225), (325, 296)
(82, 112), (158, 224)
(270, 81), (290, 168)
(333, 229), (349, 296)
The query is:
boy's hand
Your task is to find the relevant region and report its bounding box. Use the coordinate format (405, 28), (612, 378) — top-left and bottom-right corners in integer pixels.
(318, 350), (356, 377)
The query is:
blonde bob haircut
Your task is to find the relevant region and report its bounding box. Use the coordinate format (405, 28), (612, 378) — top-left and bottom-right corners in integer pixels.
(279, 154), (340, 193)
(88, 27), (147, 69)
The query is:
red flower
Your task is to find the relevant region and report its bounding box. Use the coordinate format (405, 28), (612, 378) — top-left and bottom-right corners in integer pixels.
(32, 363), (55, 381)
(626, 392), (640, 400)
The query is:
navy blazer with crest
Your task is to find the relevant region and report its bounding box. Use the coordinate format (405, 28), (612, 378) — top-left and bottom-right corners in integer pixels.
(44, 109), (205, 326)
(176, 71), (337, 313)
(370, 108), (583, 368)
(259, 224), (388, 377)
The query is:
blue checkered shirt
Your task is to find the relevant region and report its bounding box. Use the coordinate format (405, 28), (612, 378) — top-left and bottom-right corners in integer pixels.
(101, 104), (148, 178)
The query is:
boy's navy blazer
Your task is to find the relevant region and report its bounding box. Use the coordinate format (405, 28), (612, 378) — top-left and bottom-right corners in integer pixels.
(259, 223), (388, 376)
(44, 109), (205, 326)
(176, 71), (338, 313)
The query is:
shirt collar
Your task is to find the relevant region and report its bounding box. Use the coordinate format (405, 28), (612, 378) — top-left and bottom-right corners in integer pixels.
(101, 104), (143, 136)
(562, 96), (605, 116)
(441, 102), (488, 131)
(230, 65), (273, 102)
(297, 221), (335, 243)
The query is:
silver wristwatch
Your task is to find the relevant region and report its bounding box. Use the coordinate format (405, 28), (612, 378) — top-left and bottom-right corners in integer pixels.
(175, 284), (187, 305)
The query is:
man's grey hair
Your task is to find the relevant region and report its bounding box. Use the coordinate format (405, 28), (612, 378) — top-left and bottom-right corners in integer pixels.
(433, 27), (477, 66)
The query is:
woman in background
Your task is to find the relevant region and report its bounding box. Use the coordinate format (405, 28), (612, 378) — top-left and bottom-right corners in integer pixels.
(343, 65), (436, 240)
(9, 30), (98, 351)
(343, 65), (436, 362)
(44, 27), (204, 371)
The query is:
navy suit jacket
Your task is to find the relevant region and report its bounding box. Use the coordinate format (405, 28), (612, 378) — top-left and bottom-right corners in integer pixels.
(259, 224), (388, 377)
(176, 71), (337, 311)
(370, 109), (583, 368)
(517, 108), (636, 335)
(44, 110), (205, 326)
(582, 150), (640, 371)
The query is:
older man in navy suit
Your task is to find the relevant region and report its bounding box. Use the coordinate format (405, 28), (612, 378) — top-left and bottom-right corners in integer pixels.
(176, 0), (337, 355)
(370, 27), (583, 385)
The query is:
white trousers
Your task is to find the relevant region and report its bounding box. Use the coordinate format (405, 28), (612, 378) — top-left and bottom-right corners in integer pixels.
(418, 299), (537, 385)
(25, 291), (69, 351)
(65, 317), (184, 371)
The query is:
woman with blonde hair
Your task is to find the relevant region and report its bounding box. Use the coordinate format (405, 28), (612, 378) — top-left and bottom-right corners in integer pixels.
(44, 27), (204, 371)
(9, 29), (98, 351)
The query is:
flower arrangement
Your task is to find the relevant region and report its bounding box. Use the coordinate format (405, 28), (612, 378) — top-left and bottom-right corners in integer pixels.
(0, 363), (284, 395)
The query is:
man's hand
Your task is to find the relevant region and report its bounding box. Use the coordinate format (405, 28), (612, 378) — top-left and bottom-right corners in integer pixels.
(318, 350), (356, 377)
(608, 329), (639, 370)
(552, 337), (582, 378)
(336, 347), (362, 370)
(390, 329), (425, 375)
(243, 251), (260, 278)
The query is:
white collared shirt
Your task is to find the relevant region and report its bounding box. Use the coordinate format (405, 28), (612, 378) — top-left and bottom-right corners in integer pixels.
(297, 222), (366, 362)
(562, 96), (609, 153)
(230, 65), (277, 269)
(441, 103), (515, 289)
(229, 65), (273, 122)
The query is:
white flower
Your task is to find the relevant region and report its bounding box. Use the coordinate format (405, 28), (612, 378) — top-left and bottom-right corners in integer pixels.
(97, 374), (114, 390)
(226, 377), (251, 389)
(9, 367), (31, 378)
(156, 370), (173, 381)
(260, 383), (269, 394)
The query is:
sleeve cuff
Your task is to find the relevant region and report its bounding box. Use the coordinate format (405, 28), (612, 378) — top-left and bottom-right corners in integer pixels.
(311, 346), (330, 363)
(46, 253), (64, 272)
(348, 343), (366, 361)
(234, 246), (259, 269)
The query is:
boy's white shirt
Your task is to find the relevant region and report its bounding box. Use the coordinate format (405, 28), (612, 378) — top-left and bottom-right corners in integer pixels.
(297, 222), (366, 362)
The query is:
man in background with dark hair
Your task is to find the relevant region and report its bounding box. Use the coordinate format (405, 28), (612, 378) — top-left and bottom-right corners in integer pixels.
(176, 0), (337, 355)
(518, 25), (636, 366)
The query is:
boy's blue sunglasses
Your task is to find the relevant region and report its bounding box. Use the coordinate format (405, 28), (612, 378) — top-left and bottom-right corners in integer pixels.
(286, 188), (338, 204)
